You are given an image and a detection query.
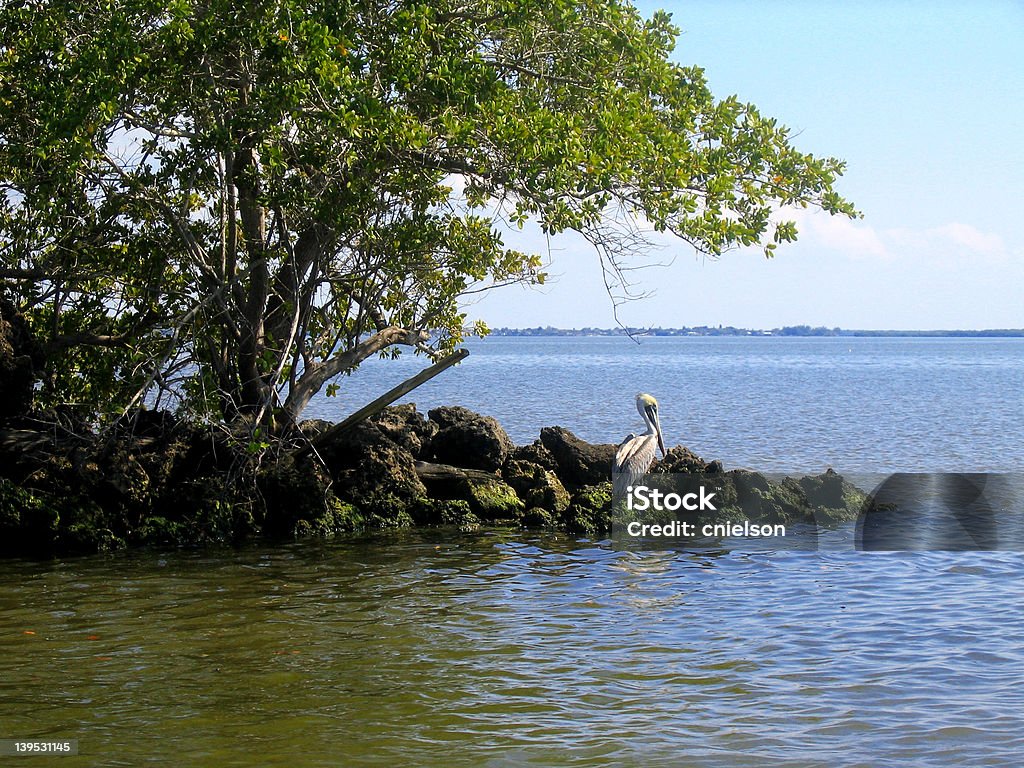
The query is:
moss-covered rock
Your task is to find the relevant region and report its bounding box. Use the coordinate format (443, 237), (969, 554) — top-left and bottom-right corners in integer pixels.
(562, 482), (613, 536)
(798, 469), (867, 524)
(57, 495), (127, 554)
(523, 506), (555, 528)
(258, 457), (335, 537)
(463, 477), (525, 522)
(440, 500), (479, 531)
(725, 470), (807, 524)
(135, 516), (188, 546)
(502, 459), (571, 513)
(170, 476), (251, 544)
(408, 497), (469, 526)
(0, 400), (873, 556)
(291, 496), (362, 537)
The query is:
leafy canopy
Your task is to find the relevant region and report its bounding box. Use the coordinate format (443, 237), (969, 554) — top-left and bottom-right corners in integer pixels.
(0, 0), (856, 426)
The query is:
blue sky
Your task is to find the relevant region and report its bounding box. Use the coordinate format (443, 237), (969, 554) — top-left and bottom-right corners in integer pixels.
(465, 1), (1024, 330)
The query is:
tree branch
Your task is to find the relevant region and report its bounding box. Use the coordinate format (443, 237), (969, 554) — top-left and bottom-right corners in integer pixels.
(284, 326), (429, 419)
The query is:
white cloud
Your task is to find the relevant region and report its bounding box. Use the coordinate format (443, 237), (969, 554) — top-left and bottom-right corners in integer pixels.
(931, 222), (1006, 258)
(782, 208), (1009, 264)
(782, 207), (888, 258)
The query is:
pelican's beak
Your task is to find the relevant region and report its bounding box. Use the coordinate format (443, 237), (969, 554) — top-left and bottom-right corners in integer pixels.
(649, 405), (667, 458)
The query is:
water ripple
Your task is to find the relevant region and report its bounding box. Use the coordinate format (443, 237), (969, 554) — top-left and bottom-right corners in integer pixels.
(3, 533), (1023, 766)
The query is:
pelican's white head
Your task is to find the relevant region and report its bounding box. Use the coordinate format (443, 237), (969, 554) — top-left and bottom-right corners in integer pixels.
(635, 392), (666, 457)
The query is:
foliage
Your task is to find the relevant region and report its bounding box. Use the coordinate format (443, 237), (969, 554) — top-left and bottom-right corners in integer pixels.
(0, 0), (856, 428)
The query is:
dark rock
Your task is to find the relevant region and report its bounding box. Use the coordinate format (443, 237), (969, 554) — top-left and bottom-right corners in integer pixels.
(0, 393), (873, 555)
(523, 507), (555, 528)
(400, 496), (482, 529)
(0, 478), (60, 555)
(508, 442), (559, 473)
(162, 475), (252, 544)
(100, 447), (151, 508)
(439, 499), (480, 530)
(413, 460), (521, 522)
(257, 456), (353, 537)
(728, 469), (808, 523)
(315, 420), (397, 476)
(371, 404), (434, 458)
(431, 499), (480, 531)
(427, 406), (514, 471)
(135, 516), (188, 546)
(539, 427), (617, 488)
(654, 446), (711, 474)
(333, 443), (426, 527)
(298, 419), (333, 440)
(414, 461), (500, 519)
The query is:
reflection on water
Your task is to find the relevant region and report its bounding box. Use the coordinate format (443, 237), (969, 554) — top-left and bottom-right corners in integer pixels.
(3, 532), (1023, 767)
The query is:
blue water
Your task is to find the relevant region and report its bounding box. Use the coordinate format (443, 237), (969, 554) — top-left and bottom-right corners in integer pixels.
(4, 337), (1024, 766)
(307, 336), (1024, 473)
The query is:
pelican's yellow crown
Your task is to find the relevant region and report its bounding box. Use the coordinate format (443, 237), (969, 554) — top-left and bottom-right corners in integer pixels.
(636, 393), (658, 409)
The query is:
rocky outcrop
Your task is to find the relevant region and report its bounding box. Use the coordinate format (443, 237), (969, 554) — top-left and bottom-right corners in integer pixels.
(0, 401), (869, 556)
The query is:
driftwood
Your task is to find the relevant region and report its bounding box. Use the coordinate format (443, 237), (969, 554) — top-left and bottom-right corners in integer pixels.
(414, 460), (498, 484)
(293, 348), (468, 459)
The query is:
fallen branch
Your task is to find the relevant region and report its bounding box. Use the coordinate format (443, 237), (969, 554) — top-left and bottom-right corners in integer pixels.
(293, 348), (469, 459)
(414, 460), (498, 484)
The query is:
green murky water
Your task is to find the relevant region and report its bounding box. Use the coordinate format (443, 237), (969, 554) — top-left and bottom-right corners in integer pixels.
(2, 529), (1023, 767)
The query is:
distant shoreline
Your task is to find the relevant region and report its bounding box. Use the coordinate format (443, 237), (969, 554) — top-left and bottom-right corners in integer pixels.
(488, 325), (1024, 338)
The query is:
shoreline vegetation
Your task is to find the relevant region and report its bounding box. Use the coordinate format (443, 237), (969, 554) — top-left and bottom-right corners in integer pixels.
(0, 403), (867, 558)
(489, 326), (1024, 337)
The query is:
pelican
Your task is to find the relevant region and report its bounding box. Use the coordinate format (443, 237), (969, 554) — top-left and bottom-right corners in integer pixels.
(612, 393), (667, 499)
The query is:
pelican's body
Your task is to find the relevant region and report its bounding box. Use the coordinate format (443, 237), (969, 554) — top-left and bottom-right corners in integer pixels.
(612, 393), (667, 498)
